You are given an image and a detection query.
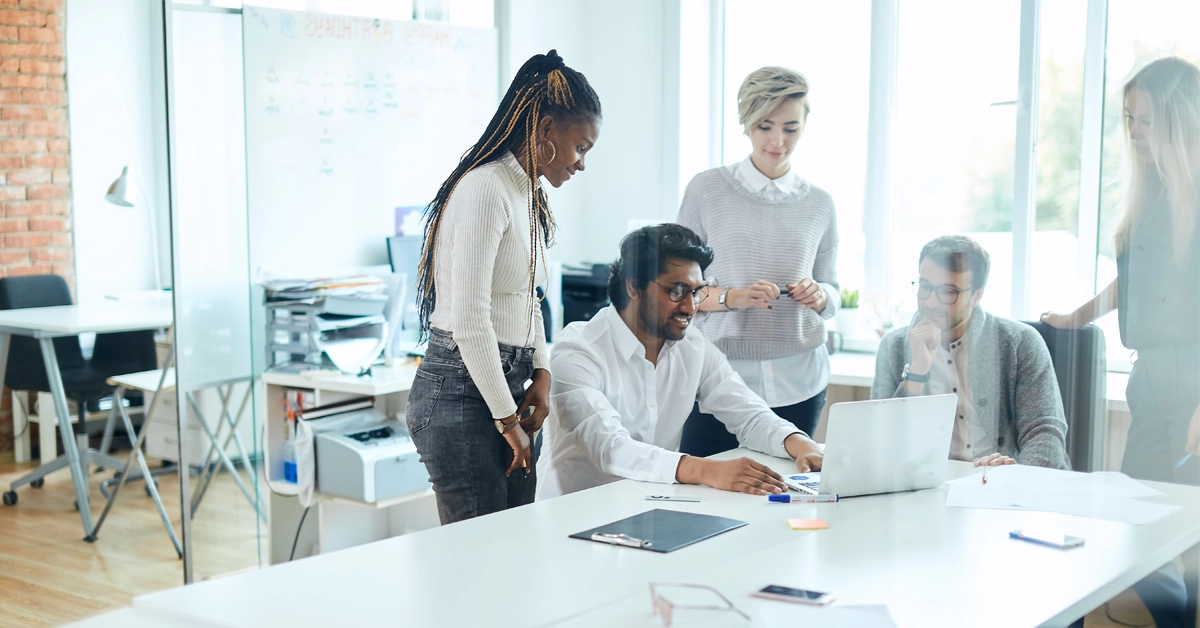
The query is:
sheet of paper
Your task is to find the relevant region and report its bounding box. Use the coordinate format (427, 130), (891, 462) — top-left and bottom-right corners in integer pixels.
(760, 603), (898, 628)
(946, 484), (1179, 525)
(947, 466), (1162, 498)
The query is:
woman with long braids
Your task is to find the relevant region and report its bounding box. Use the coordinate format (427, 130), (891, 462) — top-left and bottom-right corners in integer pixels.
(407, 50), (601, 524)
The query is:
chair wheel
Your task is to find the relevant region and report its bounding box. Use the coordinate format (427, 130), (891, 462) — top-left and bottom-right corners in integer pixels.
(30, 478), (44, 488)
(2, 491), (15, 506)
(73, 499), (79, 511)
(144, 482), (158, 497)
(95, 466), (106, 473)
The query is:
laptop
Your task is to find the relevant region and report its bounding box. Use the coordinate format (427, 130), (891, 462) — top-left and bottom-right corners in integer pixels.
(784, 394), (957, 498)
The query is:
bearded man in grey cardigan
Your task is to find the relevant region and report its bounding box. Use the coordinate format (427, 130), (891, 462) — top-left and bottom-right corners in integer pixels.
(872, 235), (1070, 470)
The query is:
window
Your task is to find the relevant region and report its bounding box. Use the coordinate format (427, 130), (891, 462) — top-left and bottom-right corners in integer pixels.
(722, 1), (872, 295)
(891, 0), (1021, 322)
(1095, 0), (1200, 367)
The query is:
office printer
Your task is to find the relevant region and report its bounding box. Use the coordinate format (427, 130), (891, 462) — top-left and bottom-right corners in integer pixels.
(561, 263), (610, 325)
(312, 409), (431, 503)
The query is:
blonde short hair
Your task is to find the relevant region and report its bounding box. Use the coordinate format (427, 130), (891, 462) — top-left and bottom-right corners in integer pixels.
(736, 66), (810, 134)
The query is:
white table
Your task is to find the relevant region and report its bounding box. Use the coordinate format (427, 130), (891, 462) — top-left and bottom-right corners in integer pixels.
(100, 449), (1200, 628)
(0, 298), (173, 539)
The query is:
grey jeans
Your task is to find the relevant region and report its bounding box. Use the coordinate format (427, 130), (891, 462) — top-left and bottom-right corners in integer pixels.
(407, 328), (536, 525)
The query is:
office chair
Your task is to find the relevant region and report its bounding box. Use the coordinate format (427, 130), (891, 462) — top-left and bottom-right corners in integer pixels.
(1023, 321), (1107, 472)
(1, 276), (155, 507)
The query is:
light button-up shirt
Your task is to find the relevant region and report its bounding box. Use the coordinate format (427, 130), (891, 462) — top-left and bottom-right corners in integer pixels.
(536, 306), (804, 499)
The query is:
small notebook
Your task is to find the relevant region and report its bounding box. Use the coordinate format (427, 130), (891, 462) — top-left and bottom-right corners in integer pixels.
(569, 508), (747, 554)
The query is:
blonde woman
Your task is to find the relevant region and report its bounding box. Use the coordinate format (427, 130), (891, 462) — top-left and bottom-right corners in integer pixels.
(1043, 56), (1199, 628)
(676, 67), (837, 456)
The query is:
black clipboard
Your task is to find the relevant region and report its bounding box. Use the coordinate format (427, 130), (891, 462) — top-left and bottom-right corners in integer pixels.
(569, 509), (748, 554)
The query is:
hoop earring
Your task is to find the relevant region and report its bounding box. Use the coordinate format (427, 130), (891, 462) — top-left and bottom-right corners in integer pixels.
(536, 139), (557, 167)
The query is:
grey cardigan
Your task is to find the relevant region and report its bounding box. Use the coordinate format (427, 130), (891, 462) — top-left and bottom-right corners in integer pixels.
(872, 308), (1070, 470)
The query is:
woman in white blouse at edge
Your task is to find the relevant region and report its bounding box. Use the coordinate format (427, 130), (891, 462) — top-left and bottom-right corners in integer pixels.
(408, 50), (601, 525)
(677, 66), (839, 457)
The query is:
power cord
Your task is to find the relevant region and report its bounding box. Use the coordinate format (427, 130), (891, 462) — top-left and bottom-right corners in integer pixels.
(1103, 601), (1153, 628)
(289, 506), (311, 561)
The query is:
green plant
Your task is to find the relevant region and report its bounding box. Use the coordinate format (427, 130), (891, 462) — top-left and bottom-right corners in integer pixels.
(840, 287), (859, 309)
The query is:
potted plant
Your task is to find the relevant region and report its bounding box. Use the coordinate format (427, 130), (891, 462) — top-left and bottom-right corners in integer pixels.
(835, 287), (860, 338)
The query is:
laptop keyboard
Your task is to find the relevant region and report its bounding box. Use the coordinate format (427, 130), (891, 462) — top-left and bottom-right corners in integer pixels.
(786, 474), (821, 494)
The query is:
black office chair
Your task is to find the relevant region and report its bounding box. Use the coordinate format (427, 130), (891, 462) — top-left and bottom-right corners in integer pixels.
(1, 276), (155, 507)
(1023, 321), (1107, 472)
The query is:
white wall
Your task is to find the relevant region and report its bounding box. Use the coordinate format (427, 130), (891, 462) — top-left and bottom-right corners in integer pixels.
(67, 0), (168, 303)
(502, 0), (705, 269)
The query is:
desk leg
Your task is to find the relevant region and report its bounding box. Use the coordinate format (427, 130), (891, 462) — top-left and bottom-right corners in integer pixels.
(0, 332), (9, 399)
(40, 337), (93, 538)
(1185, 542), (1195, 628)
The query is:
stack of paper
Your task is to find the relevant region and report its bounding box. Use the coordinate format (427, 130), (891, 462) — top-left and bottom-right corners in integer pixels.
(258, 271), (386, 304)
(944, 465), (1179, 525)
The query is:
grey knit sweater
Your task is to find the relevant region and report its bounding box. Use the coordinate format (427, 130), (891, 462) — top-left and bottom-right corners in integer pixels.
(872, 308), (1071, 470)
(677, 166), (838, 361)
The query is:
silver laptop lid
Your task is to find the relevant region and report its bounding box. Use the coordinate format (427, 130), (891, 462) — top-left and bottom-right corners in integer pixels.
(819, 394), (958, 498)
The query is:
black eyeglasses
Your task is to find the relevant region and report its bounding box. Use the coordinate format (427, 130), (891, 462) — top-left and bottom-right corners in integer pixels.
(912, 280), (969, 305)
(652, 280), (709, 306)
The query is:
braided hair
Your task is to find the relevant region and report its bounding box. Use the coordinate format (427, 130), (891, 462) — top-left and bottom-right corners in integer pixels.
(416, 49), (601, 338)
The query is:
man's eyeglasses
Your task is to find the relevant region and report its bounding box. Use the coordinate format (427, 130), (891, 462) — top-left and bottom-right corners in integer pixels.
(652, 280), (710, 306)
(649, 583), (749, 627)
(912, 280), (968, 305)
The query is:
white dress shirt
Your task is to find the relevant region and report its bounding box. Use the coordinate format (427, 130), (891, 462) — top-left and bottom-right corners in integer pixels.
(724, 156), (837, 407)
(536, 306), (803, 499)
(926, 336), (994, 461)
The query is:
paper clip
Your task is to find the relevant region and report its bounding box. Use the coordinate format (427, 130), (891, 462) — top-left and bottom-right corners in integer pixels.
(591, 532), (652, 548)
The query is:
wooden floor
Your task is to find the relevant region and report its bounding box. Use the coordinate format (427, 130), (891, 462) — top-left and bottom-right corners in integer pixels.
(0, 453), (1158, 628)
(0, 452), (265, 627)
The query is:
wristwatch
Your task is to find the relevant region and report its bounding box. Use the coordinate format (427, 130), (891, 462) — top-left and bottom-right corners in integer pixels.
(494, 415), (519, 434)
(718, 289), (732, 310)
(902, 363), (931, 383)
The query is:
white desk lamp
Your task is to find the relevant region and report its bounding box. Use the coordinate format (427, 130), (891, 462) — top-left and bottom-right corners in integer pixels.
(104, 166), (163, 290)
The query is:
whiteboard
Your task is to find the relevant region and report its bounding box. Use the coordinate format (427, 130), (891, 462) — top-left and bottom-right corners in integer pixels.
(242, 6), (498, 276)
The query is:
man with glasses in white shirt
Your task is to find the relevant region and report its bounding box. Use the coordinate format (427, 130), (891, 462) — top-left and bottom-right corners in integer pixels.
(536, 224), (824, 499)
(872, 235), (1070, 470)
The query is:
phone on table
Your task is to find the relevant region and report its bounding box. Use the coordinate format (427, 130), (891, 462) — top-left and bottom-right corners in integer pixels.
(751, 584), (835, 606)
(1009, 529), (1085, 549)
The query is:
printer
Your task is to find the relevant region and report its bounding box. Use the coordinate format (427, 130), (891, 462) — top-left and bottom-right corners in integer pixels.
(312, 409), (431, 503)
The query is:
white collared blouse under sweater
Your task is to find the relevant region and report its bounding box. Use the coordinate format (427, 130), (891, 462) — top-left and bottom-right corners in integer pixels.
(722, 156), (839, 408)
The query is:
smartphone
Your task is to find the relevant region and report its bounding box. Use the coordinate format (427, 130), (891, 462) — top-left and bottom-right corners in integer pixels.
(751, 584), (835, 606)
(1009, 529), (1085, 549)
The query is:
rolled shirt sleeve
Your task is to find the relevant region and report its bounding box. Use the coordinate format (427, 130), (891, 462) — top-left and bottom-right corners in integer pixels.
(696, 339), (800, 458)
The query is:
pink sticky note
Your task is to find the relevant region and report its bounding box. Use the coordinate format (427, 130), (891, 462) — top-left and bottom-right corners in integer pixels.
(788, 518), (830, 530)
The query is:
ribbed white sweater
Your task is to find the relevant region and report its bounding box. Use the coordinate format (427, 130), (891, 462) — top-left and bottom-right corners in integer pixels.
(429, 151), (549, 419)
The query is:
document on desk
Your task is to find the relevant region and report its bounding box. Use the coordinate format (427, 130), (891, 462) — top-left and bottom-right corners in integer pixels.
(759, 602), (898, 628)
(945, 465), (1179, 525)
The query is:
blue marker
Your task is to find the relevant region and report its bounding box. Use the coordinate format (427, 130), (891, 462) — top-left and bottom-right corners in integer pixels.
(763, 497), (840, 506)
(1177, 452), (1194, 469)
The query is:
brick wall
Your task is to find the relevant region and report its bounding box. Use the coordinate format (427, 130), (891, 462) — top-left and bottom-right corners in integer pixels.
(0, 0), (71, 456)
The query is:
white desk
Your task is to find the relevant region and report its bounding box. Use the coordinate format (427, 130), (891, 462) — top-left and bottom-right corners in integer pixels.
(0, 299), (173, 538)
(113, 449), (1199, 628)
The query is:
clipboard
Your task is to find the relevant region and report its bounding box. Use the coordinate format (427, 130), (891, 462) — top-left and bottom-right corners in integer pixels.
(569, 509), (748, 553)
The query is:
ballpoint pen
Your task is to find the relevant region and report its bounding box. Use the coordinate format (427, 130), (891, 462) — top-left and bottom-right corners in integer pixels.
(982, 466), (988, 485)
(1178, 452), (1194, 469)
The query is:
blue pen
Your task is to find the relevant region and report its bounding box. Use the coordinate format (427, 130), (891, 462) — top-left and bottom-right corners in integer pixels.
(1177, 452), (1194, 469)
(768, 493), (838, 504)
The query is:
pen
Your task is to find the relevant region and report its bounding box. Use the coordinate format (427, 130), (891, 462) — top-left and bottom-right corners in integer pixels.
(1177, 452), (1194, 469)
(768, 494), (838, 503)
(982, 466), (988, 485)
